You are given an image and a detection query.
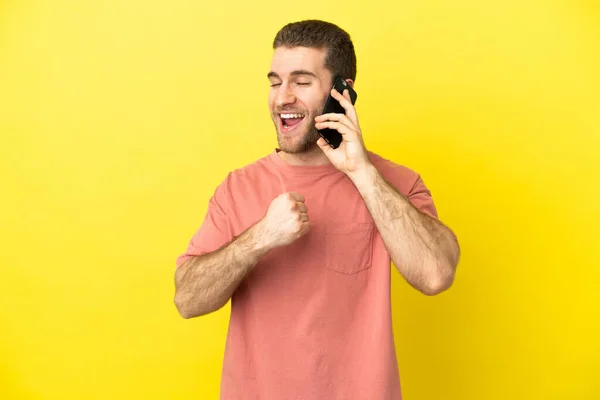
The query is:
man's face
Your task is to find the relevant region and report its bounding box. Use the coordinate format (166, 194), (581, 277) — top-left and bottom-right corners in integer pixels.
(268, 46), (333, 154)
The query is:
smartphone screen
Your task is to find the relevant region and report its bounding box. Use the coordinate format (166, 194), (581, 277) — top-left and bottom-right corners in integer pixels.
(317, 76), (358, 149)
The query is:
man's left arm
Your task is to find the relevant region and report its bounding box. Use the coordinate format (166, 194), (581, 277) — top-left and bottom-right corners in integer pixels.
(348, 165), (460, 295)
(315, 85), (460, 296)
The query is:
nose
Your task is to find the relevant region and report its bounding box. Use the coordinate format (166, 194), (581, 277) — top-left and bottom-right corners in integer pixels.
(274, 83), (296, 109)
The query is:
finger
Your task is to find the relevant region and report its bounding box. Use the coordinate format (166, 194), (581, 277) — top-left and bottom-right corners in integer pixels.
(316, 137), (333, 153)
(342, 88), (352, 103)
(314, 121), (356, 139)
(299, 213), (309, 222)
(288, 192), (305, 202)
(315, 113), (356, 131)
(330, 88), (359, 126)
(296, 202), (308, 213)
(301, 221), (311, 234)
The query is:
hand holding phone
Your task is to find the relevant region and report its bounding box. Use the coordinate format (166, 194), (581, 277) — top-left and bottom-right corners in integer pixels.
(317, 76), (358, 149)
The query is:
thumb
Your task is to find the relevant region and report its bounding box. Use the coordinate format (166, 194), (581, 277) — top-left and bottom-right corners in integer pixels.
(316, 137), (332, 154)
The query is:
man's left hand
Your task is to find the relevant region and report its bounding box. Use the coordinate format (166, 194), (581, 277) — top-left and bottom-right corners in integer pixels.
(315, 88), (372, 177)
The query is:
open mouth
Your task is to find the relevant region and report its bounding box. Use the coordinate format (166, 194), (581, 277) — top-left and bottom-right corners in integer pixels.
(279, 113), (305, 133)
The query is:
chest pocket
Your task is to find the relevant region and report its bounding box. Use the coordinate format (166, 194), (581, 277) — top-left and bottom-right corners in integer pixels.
(325, 222), (375, 274)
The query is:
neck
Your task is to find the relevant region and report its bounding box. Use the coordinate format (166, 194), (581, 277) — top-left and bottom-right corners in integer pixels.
(277, 145), (331, 166)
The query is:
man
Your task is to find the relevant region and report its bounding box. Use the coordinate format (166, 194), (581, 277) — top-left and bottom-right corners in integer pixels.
(174, 19), (460, 400)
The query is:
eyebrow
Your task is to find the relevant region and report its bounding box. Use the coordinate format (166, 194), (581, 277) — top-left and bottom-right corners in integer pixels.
(267, 70), (318, 79)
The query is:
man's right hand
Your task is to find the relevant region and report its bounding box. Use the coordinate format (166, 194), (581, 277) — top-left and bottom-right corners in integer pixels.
(257, 192), (310, 250)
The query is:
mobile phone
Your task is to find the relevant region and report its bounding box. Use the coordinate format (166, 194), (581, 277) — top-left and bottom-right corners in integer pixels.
(317, 76), (358, 149)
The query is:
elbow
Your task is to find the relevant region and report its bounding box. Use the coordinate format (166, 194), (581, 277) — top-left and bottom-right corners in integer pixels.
(174, 294), (197, 319)
(174, 292), (225, 319)
(421, 243), (460, 296)
(421, 262), (456, 296)
(175, 302), (198, 319)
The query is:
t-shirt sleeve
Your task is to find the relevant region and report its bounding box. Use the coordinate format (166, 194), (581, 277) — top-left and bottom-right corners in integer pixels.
(406, 174), (439, 219)
(175, 182), (233, 269)
(375, 157), (439, 219)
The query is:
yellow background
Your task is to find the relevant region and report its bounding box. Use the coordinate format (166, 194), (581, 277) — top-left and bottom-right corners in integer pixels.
(1, 0), (599, 399)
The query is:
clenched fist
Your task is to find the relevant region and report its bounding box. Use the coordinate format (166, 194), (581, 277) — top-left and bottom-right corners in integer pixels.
(257, 192), (310, 250)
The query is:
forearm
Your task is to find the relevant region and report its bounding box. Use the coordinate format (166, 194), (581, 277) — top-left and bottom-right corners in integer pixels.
(174, 221), (271, 318)
(349, 165), (460, 295)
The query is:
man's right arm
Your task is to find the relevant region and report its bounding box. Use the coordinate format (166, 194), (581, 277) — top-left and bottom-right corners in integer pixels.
(174, 221), (271, 318)
(174, 192), (310, 319)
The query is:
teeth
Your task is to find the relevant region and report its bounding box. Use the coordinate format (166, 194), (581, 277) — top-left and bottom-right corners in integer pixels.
(280, 113), (304, 119)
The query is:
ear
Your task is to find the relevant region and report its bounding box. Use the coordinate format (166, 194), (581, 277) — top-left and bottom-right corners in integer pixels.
(345, 79), (355, 89)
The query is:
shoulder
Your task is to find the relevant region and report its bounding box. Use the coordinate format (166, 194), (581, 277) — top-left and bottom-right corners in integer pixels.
(368, 151), (438, 218)
(223, 152), (274, 187)
(367, 151), (424, 195)
(212, 152), (276, 202)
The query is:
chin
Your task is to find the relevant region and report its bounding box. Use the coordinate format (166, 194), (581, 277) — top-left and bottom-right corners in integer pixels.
(277, 131), (320, 154)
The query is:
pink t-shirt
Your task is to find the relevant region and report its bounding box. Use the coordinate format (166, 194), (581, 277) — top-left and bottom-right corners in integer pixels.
(176, 149), (438, 400)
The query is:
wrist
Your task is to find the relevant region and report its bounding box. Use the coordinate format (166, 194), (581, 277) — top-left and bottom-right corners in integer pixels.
(250, 218), (275, 256)
(347, 162), (379, 190)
